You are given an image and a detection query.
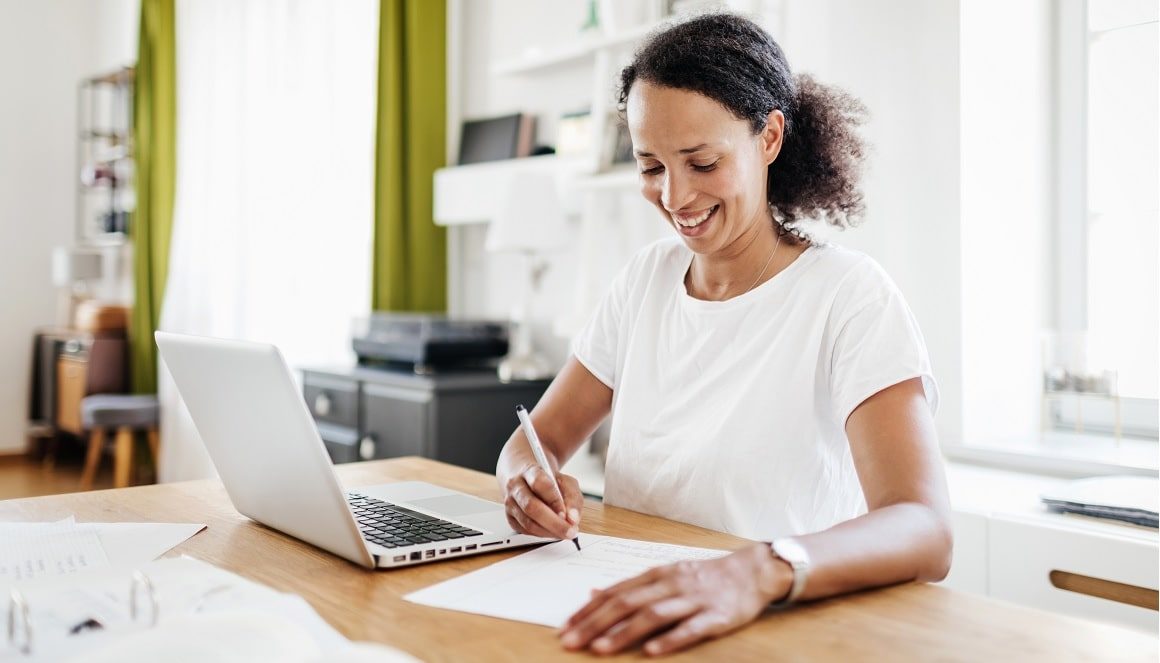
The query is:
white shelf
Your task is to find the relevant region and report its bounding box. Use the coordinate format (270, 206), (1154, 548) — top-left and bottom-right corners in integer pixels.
(570, 167), (639, 191)
(490, 22), (660, 76)
(434, 155), (596, 226)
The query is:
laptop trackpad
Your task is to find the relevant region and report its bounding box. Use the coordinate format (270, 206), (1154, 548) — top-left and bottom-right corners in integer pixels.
(408, 494), (499, 517)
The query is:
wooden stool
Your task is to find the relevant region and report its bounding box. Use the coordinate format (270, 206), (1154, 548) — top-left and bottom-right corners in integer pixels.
(79, 394), (160, 489)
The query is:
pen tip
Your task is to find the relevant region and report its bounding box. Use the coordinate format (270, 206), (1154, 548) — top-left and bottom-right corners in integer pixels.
(573, 537), (581, 551)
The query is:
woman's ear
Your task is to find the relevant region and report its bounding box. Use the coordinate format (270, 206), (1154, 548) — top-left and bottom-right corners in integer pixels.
(761, 110), (785, 165)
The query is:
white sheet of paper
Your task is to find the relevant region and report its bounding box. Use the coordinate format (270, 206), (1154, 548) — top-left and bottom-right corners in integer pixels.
(0, 518), (110, 585)
(95, 522), (207, 569)
(404, 534), (729, 627)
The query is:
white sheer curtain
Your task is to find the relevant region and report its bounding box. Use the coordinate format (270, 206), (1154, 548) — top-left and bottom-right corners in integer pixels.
(159, 0), (378, 482)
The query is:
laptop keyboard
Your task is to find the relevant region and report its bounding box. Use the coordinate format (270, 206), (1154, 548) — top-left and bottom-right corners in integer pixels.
(347, 493), (484, 549)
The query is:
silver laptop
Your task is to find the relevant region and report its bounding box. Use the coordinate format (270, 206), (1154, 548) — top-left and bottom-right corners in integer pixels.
(155, 331), (548, 569)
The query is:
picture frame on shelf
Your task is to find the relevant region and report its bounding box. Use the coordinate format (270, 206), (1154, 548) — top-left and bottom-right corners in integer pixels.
(555, 110), (593, 158)
(599, 112), (635, 171)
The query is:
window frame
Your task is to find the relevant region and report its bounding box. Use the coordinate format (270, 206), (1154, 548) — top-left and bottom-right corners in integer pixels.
(1047, 0), (1158, 440)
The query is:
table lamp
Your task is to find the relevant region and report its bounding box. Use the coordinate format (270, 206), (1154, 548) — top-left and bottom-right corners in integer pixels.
(51, 246), (104, 328)
(486, 172), (568, 381)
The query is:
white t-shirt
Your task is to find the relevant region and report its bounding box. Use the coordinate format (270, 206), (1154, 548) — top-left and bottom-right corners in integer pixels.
(571, 237), (938, 540)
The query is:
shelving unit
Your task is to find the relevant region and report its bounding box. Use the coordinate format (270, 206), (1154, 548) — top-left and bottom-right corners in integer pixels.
(435, 7), (667, 227)
(76, 67), (135, 244)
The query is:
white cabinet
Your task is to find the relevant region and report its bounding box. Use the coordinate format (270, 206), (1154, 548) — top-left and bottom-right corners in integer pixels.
(988, 514), (1158, 632)
(943, 463), (1159, 633)
(942, 509), (989, 595)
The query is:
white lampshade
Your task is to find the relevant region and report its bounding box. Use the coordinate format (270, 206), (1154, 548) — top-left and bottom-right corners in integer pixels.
(51, 246), (104, 287)
(485, 172), (568, 253)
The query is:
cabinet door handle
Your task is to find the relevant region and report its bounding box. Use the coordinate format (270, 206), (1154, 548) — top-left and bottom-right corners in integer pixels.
(358, 435), (376, 461)
(313, 392), (332, 417)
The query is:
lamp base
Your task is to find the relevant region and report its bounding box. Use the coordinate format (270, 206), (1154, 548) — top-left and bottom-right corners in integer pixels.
(497, 351), (553, 382)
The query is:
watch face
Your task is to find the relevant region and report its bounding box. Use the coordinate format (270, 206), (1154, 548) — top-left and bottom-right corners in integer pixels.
(772, 538), (808, 566)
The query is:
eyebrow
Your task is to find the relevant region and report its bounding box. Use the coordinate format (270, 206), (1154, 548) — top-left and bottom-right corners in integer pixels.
(633, 143), (713, 158)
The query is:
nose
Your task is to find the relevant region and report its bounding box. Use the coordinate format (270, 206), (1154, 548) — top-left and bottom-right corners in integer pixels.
(660, 170), (694, 212)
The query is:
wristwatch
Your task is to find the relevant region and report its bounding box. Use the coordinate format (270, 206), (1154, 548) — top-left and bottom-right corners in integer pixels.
(768, 537), (810, 607)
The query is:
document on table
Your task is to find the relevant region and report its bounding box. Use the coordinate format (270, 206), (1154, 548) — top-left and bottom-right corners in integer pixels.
(0, 519), (109, 584)
(96, 522), (207, 569)
(404, 534), (729, 627)
(0, 518), (206, 589)
(0, 556), (383, 663)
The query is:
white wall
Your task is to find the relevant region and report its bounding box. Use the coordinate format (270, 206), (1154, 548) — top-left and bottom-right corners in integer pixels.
(0, 0), (138, 454)
(448, 0), (965, 446)
(960, 0), (1054, 447)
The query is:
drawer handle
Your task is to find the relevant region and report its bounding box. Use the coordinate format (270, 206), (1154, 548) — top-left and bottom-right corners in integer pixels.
(1049, 570), (1159, 610)
(358, 435), (376, 461)
(313, 393), (332, 417)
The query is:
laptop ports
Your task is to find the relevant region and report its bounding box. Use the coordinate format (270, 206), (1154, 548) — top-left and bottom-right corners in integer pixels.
(393, 555), (406, 562)
(410, 552), (422, 561)
(424, 549), (435, 559)
(449, 546), (462, 553)
(465, 544), (477, 551)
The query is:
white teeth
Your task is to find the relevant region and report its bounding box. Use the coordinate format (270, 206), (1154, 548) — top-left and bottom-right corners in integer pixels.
(674, 206), (716, 228)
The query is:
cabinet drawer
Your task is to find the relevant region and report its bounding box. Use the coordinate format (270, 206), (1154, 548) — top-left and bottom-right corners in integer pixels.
(361, 383), (430, 460)
(317, 421), (360, 465)
(988, 514), (1158, 632)
(302, 374), (359, 428)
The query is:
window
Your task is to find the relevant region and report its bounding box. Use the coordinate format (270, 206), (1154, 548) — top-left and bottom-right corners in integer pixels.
(1050, 0), (1158, 440)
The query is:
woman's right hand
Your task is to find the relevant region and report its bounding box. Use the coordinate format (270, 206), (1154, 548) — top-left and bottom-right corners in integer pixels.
(500, 462), (583, 540)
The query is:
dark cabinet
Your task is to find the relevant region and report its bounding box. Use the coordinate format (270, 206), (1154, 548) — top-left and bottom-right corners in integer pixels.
(301, 366), (550, 474)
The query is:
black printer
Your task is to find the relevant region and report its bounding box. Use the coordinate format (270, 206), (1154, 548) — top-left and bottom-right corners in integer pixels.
(351, 313), (509, 370)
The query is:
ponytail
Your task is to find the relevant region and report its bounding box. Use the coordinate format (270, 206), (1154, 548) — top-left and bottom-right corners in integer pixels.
(769, 74), (868, 237)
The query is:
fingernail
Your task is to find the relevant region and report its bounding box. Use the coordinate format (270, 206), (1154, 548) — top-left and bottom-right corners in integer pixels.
(645, 641), (662, 655)
(567, 527), (579, 538)
(561, 632), (580, 648)
(568, 508), (580, 523)
(558, 511), (567, 520)
(593, 637), (612, 652)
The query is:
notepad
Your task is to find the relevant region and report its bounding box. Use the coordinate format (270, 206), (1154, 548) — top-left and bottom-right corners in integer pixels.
(404, 534), (728, 627)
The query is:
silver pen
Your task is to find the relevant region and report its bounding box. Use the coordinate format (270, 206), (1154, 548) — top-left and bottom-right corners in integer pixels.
(515, 405), (581, 551)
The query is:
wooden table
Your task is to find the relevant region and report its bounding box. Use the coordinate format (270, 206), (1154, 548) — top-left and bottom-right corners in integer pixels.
(1, 457), (1155, 661)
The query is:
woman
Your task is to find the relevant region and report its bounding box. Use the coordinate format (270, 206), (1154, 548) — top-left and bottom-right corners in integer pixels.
(495, 13), (952, 657)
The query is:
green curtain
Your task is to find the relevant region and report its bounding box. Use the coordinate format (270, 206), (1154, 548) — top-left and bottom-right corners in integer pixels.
(373, 0), (447, 311)
(130, 0), (176, 393)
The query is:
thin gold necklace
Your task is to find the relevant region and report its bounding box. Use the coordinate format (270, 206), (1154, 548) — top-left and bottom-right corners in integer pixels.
(744, 230), (783, 295)
(689, 230), (783, 300)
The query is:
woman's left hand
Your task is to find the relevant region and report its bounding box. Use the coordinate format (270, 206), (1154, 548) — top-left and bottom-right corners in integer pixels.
(558, 543), (791, 656)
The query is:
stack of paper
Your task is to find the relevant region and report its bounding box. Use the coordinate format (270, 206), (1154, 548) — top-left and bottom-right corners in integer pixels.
(1041, 476), (1159, 528)
(6, 556), (419, 663)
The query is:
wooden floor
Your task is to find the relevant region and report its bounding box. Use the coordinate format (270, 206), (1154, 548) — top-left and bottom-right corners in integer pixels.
(0, 450), (116, 500)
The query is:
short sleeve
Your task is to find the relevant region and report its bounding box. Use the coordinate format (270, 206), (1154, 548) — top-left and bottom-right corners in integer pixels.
(829, 285), (939, 428)
(570, 271), (628, 390)
(570, 241), (667, 390)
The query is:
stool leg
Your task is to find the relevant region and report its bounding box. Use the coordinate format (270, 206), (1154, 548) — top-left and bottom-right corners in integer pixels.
(146, 427), (160, 470)
(113, 427), (134, 489)
(80, 427), (106, 490)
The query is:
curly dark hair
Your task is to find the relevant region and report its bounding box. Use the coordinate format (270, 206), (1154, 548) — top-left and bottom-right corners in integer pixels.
(616, 12), (868, 238)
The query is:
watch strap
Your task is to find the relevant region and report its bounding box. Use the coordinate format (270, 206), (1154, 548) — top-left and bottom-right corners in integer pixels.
(768, 538), (809, 607)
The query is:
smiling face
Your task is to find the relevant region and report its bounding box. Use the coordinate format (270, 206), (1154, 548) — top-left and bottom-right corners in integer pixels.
(627, 81), (784, 257)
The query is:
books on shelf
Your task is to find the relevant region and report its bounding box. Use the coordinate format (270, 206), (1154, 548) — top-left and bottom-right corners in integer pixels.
(457, 113), (536, 165)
